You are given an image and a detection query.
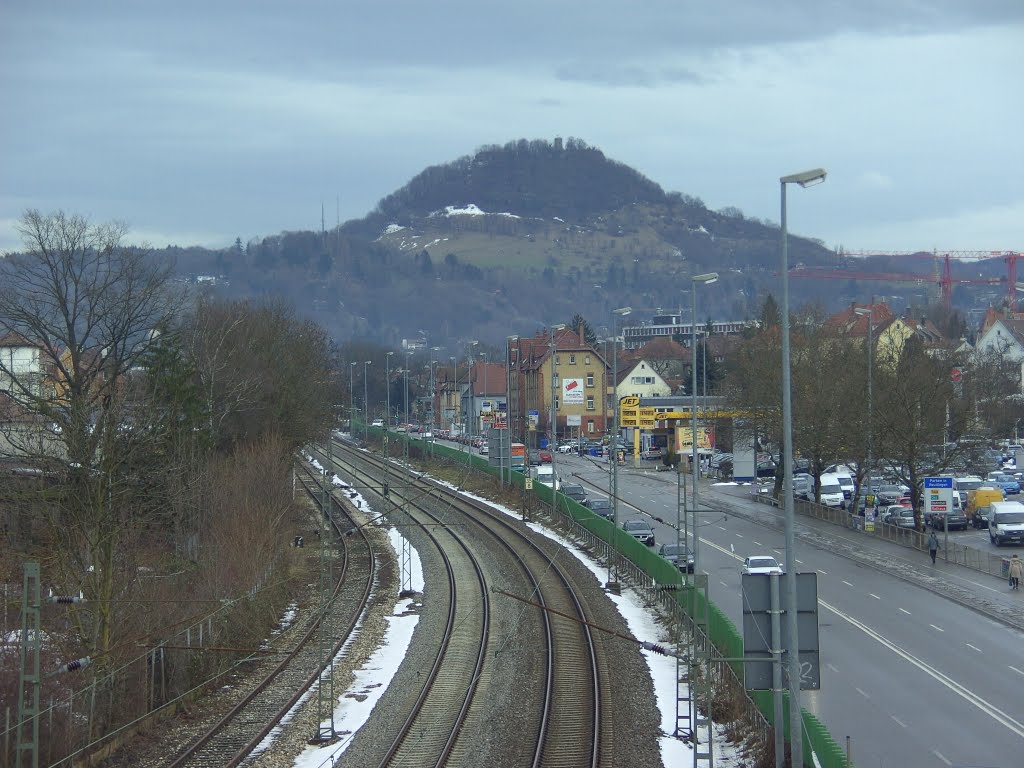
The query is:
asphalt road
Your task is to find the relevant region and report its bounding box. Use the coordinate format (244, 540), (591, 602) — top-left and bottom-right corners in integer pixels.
(556, 453), (1024, 768)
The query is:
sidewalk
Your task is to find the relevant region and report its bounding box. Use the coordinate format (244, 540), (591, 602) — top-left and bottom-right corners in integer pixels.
(695, 479), (1024, 633)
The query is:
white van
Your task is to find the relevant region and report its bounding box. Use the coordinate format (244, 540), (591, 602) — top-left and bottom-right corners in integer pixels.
(988, 500), (1024, 546)
(817, 474), (845, 507)
(533, 465), (559, 490)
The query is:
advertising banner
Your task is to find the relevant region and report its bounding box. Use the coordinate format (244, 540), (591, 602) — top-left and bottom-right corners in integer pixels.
(562, 378), (584, 405)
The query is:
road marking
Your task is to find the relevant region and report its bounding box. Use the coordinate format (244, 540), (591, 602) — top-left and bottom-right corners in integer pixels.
(855, 687), (869, 699)
(819, 597), (1024, 738)
(816, 569), (828, 575)
(966, 643), (981, 652)
(826, 663), (838, 672)
(734, 533), (743, 538)
(842, 580), (854, 587)
(932, 750), (951, 766)
(891, 715), (906, 728)
(1010, 666), (1024, 676)
(930, 624), (945, 632)
(795, 558), (803, 565)
(899, 608), (911, 615)
(716, 526), (726, 531)
(869, 593), (880, 600)
(720, 581), (728, 588)
(752, 540), (762, 546)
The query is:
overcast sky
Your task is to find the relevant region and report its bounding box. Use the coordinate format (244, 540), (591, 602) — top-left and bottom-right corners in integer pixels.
(2, 1), (1022, 256)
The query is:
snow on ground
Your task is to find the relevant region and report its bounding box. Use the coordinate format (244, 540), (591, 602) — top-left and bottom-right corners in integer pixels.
(288, 453), (750, 767)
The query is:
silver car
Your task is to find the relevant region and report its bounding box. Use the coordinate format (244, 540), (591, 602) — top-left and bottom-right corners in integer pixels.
(659, 542), (694, 572)
(622, 519), (655, 546)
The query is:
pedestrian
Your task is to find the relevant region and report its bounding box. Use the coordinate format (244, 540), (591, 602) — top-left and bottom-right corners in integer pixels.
(927, 531), (939, 564)
(1009, 554), (1023, 591)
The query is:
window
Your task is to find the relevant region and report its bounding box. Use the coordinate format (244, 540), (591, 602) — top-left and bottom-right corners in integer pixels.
(585, 355), (591, 364)
(555, 355), (560, 365)
(555, 397), (560, 410)
(587, 420), (595, 433)
(569, 354), (576, 364)
(586, 397), (595, 410)
(586, 373), (594, 387)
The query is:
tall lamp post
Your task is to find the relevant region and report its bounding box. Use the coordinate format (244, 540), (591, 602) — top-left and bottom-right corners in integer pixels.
(363, 360), (372, 442)
(608, 308), (631, 589)
(781, 167), (826, 768)
(854, 307), (874, 512)
(503, 336), (519, 487)
(465, 341), (478, 463)
(385, 351), (394, 428)
(548, 325), (566, 519)
(690, 273), (718, 578)
(349, 361), (357, 433)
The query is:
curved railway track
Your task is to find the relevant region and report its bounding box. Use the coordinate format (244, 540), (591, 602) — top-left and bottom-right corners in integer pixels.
(314, 439), (609, 767)
(164, 462), (376, 768)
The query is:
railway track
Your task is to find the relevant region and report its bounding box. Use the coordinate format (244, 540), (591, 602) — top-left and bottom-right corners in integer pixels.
(163, 461), (376, 768)
(316, 438), (610, 767)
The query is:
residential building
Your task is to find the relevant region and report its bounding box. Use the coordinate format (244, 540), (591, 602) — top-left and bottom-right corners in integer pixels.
(617, 360), (671, 400)
(622, 313), (750, 350)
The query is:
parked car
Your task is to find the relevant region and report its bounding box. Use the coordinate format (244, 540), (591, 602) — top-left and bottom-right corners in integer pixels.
(928, 508), (968, 531)
(883, 506), (916, 528)
(558, 441), (578, 454)
(585, 496), (613, 519)
(987, 472), (1021, 496)
(741, 556), (784, 576)
(966, 486), (1004, 528)
(561, 483), (588, 505)
(988, 501), (1024, 546)
(875, 484), (907, 506)
(622, 519), (655, 546)
(659, 542), (694, 573)
(641, 446), (665, 460)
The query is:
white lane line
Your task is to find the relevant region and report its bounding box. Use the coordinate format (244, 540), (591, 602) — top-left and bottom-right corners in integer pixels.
(720, 581), (728, 588)
(891, 715), (906, 728)
(842, 580), (854, 587)
(716, 526), (727, 531)
(855, 687), (869, 699)
(966, 643), (981, 653)
(795, 558), (803, 565)
(734, 533), (744, 538)
(930, 624), (945, 632)
(819, 597), (1024, 739)
(869, 593), (880, 600)
(1010, 666), (1024, 676)
(817, 569), (828, 575)
(752, 540), (762, 546)
(826, 663), (838, 672)
(932, 750), (951, 766)
(899, 608), (911, 615)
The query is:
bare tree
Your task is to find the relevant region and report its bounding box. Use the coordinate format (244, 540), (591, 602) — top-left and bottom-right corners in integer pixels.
(0, 210), (184, 666)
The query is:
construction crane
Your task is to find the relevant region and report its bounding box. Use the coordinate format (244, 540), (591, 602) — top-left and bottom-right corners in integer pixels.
(791, 250), (1021, 310)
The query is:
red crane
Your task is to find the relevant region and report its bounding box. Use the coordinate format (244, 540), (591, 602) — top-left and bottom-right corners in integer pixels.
(790, 250), (1021, 310)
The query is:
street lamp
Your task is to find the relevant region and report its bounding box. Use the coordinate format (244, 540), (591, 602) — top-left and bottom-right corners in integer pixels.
(464, 340), (479, 463)
(691, 273), (718, 580)
(385, 351), (394, 429)
(363, 360), (372, 442)
(854, 307), (874, 513)
(780, 166), (826, 768)
(349, 361), (357, 433)
(608, 308), (631, 589)
(548, 325), (567, 520)
(504, 336), (519, 487)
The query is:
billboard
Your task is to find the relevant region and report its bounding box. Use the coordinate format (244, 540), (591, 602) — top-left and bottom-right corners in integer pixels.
(924, 476), (955, 516)
(675, 426), (714, 453)
(562, 378), (584, 405)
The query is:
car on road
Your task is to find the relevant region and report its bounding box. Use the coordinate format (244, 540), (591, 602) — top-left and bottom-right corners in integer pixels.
(988, 501), (1024, 546)
(558, 441), (578, 454)
(539, 449), (553, 463)
(987, 472), (1021, 496)
(741, 556), (784, 576)
(585, 496), (613, 519)
(658, 542), (694, 573)
(561, 483), (588, 505)
(622, 519), (656, 546)
(371, 418), (384, 428)
(528, 449), (541, 466)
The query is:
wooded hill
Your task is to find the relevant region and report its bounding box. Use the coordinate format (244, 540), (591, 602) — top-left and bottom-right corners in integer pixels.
(161, 138), (841, 347)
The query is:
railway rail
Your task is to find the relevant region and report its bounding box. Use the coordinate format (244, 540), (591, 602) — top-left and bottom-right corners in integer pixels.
(163, 462), (376, 768)
(314, 438), (610, 767)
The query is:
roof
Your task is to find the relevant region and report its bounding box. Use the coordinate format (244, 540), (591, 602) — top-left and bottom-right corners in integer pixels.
(823, 302), (896, 338)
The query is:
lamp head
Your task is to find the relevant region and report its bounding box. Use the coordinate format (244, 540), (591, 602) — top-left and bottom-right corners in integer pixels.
(781, 168), (827, 187)
(613, 306), (632, 316)
(692, 272), (719, 285)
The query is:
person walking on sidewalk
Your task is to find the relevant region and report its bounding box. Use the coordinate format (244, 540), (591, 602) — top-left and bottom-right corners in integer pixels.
(1009, 554), (1023, 590)
(927, 531), (939, 564)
